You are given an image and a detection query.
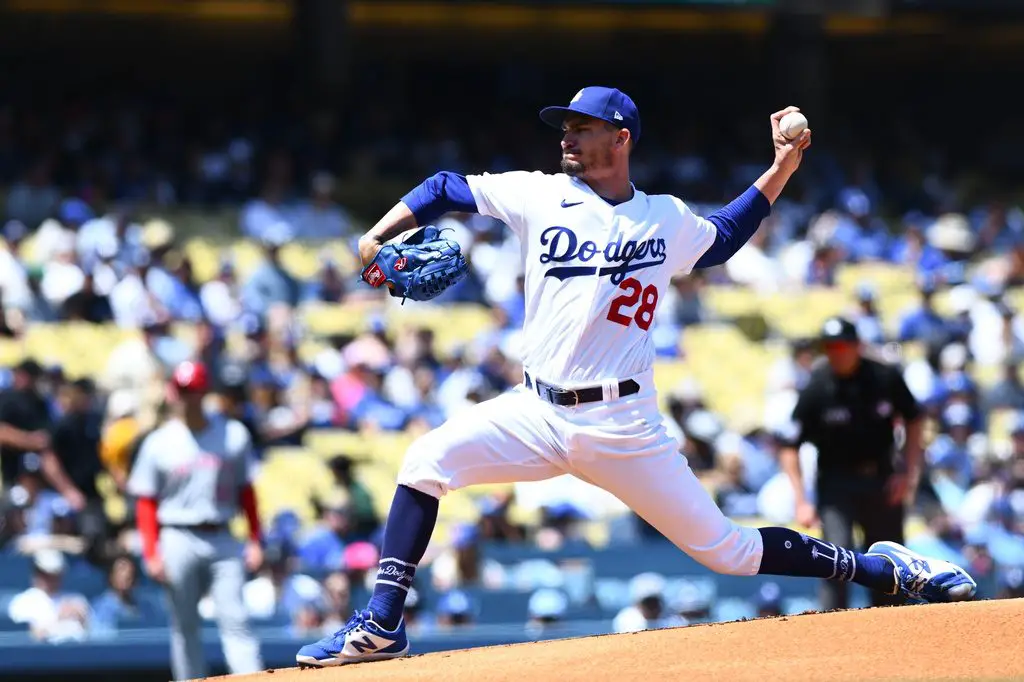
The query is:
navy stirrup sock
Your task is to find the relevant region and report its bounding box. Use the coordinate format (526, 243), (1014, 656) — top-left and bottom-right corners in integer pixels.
(365, 485), (439, 630)
(757, 527), (897, 595)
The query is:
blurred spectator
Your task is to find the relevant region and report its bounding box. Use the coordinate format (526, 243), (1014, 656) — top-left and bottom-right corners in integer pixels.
(290, 601), (326, 638)
(925, 435), (974, 514)
(613, 572), (671, 633)
(680, 409), (723, 474)
(140, 221), (203, 322)
(303, 253), (347, 304)
(666, 579), (711, 624)
(214, 362), (265, 459)
(897, 275), (948, 343)
(307, 371), (340, 429)
(99, 389), (142, 494)
(34, 198), (94, 265)
(0, 359), (52, 487)
(983, 361), (1024, 413)
(923, 213), (975, 284)
(830, 188), (890, 263)
(242, 225), (301, 314)
(534, 503), (591, 552)
(0, 219), (31, 311)
(713, 446), (759, 518)
(109, 250), (161, 328)
(40, 378), (109, 562)
(75, 206), (144, 273)
(90, 555), (163, 634)
(400, 586), (433, 635)
(430, 523), (505, 591)
(40, 234), (85, 308)
(997, 566), (1024, 600)
(0, 453), (68, 548)
(665, 379), (706, 437)
(243, 543), (324, 622)
(7, 550), (90, 642)
(906, 510), (969, 568)
(476, 492), (526, 543)
(319, 571), (353, 634)
(288, 172), (353, 240)
(59, 270), (113, 323)
(20, 266), (58, 323)
(434, 589), (475, 630)
(974, 296), (1024, 368)
(849, 283), (884, 345)
(200, 256), (243, 327)
(241, 179), (289, 241)
(101, 314), (186, 428)
(325, 455), (378, 540)
(525, 588), (569, 638)
(297, 492), (355, 573)
(341, 541), (379, 588)
(657, 273), (706, 329)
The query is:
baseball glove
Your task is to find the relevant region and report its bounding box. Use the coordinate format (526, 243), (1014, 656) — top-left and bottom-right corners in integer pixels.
(360, 226), (469, 303)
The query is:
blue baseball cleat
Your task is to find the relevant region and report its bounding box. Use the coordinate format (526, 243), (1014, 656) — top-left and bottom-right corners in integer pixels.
(296, 610), (409, 668)
(866, 541), (977, 603)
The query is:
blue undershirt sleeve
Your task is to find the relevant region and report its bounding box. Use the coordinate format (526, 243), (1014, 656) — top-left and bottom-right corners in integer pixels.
(400, 171), (479, 226)
(694, 185), (772, 269)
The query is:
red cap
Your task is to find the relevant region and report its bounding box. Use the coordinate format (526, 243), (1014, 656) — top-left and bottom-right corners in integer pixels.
(171, 360), (209, 393)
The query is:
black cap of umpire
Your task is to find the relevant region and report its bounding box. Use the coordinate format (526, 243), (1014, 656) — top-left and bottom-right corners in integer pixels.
(819, 317), (859, 343)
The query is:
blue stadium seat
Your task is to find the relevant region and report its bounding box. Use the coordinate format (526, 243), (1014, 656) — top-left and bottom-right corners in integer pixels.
(0, 616), (26, 633)
(63, 559), (108, 598)
(0, 554), (33, 590)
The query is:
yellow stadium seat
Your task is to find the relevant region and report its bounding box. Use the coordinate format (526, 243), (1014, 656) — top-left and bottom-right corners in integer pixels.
(255, 447), (335, 524)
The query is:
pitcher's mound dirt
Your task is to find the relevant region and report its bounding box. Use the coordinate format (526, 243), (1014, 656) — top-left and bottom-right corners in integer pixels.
(221, 599), (1024, 682)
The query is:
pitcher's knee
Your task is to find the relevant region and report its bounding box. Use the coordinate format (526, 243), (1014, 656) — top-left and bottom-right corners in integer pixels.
(687, 523), (763, 576)
(395, 435), (450, 499)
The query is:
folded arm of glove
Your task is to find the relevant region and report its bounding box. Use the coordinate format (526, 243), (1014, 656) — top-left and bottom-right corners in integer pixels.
(360, 226), (469, 303)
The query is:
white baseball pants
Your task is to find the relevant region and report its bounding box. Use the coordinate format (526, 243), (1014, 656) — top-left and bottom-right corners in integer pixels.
(397, 371), (764, 576)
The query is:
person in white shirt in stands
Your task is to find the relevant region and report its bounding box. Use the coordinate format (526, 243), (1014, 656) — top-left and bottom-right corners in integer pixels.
(200, 256), (243, 328)
(0, 220), (31, 312)
(32, 198), (93, 266)
(40, 233), (85, 308)
(612, 572), (681, 633)
(7, 549), (91, 642)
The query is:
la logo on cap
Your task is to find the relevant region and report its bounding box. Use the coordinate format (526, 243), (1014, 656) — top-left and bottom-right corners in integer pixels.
(825, 319), (843, 335)
(571, 89), (585, 103)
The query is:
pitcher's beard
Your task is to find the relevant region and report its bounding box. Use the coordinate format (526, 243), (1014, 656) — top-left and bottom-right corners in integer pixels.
(561, 158), (585, 176)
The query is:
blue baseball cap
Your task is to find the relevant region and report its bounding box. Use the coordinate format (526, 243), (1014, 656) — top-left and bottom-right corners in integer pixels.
(58, 198), (94, 225)
(539, 86), (641, 143)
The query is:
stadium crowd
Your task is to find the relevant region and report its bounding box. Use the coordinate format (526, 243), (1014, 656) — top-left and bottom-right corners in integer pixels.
(0, 93), (1023, 645)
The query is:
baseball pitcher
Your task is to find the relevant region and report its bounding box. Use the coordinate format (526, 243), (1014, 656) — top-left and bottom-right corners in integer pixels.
(128, 360), (264, 680)
(297, 87), (977, 667)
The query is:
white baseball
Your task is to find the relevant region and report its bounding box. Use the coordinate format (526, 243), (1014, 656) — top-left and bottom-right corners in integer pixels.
(779, 111), (808, 140)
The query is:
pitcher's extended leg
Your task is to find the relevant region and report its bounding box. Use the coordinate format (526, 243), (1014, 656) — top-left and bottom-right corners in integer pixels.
(297, 387), (566, 667)
(573, 435), (971, 602)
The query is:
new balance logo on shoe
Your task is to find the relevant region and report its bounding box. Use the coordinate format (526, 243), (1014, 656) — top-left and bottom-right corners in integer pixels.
(350, 635), (378, 655)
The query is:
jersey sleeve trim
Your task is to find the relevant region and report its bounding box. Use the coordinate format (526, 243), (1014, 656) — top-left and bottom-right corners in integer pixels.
(400, 171), (478, 226)
(694, 185), (771, 268)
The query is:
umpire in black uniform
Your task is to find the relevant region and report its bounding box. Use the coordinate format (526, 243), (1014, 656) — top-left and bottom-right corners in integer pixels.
(779, 317), (924, 610)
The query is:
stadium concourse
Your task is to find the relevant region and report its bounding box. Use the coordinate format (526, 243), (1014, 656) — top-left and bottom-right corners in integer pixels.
(215, 600), (1024, 682)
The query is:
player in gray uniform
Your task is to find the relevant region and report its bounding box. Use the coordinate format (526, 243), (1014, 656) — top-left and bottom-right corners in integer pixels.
(127, 360), (265, 680)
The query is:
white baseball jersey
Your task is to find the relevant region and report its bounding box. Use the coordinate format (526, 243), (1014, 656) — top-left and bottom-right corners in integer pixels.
(467, 171), (716, 385)
(398, 170), (764, 581)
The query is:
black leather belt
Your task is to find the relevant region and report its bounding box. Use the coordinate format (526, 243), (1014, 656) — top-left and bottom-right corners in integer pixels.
(524, 371), (640, 407)
(167, 522), (226, 533)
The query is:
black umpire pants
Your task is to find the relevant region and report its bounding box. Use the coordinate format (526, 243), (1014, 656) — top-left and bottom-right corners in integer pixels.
(817, 474), (905, 610)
